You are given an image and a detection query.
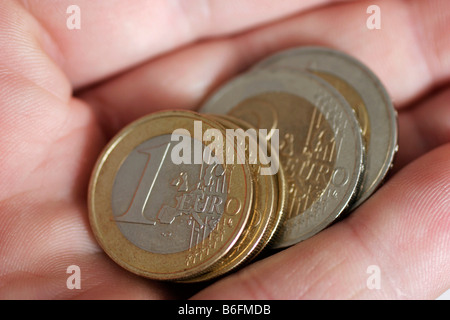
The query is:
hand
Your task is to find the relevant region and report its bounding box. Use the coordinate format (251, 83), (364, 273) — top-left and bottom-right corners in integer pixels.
(0, 0), (448, 300)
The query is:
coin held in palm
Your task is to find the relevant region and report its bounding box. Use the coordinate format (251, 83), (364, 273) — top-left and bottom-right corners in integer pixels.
(88, 46), (397, 281)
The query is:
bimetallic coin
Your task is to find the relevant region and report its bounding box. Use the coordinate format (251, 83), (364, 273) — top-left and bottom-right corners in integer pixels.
(217, 114), (288, 249)
(88, 111), (254, 281)
(253, 47), (398, 209)
(181, 115), (283, 282)
(200, 69), (364, 247)
(185, 114), (286, 282)
(311, 71), (371, 150)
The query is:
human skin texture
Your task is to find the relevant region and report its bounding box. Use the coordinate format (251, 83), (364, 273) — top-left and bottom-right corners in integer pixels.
(0, 0), (448, 299)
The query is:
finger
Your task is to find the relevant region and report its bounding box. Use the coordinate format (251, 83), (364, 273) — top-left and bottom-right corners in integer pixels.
(80, 40), (242, 137)
(0, 1), (71, 102)
(80, 0), (450, 135)
(0, 0), (99, 200)
(22, 0), (338, 88)
(0, 1), (170, 299)
(0, 196), (176, 299)
(192, 144), (450, 299)
(395, 86), (450, 171)
(237, 0), (450, 107)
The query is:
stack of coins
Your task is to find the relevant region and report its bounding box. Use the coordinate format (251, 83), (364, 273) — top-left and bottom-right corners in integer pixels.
(200, 46), (398, 248)
(89, 110), (286, 282)
(88, 47), (397, 282)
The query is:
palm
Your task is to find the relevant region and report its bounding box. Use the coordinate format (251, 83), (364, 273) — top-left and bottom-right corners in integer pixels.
(1, 0), (448, 300)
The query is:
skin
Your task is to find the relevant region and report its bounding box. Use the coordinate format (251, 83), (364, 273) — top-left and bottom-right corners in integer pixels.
(0, 0), (449, 300)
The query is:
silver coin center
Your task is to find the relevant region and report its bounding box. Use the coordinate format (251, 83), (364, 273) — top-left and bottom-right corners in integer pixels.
(111, 134), (227, 254)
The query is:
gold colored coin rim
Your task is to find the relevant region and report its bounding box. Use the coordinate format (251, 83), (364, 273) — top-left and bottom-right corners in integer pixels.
(215, 114), (288, 250)
(212, 71), (363, 246)
(88, 110), (254, 281)
(250, 46), (397, 210)
(183, 114), (287, 282)
(311, 70), (370, 150)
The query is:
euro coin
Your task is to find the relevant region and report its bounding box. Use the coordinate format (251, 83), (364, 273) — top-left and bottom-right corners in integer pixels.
(253, 47), (398, 209)
(88, 110), (254, 281)
(184, 114), (287, 281)
(200, 69), (364, 247)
